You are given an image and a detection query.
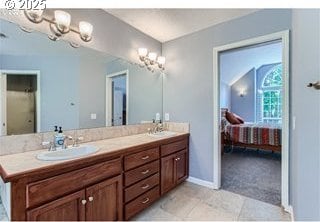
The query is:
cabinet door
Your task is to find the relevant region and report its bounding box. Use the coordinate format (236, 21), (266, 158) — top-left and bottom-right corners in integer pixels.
(175, 149), (188, 184)
(85, 175), (123, 221)
(161, 154), (176, 194)
(27, 190), (86, 221)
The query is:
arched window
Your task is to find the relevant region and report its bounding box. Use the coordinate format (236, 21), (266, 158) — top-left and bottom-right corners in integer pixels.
(261, 64), (282, 123)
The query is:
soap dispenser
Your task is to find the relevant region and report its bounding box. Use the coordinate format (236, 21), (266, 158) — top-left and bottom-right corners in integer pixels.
(54, 127), (65, 148)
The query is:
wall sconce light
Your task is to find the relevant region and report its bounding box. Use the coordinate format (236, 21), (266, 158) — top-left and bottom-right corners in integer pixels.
(138, 47), (165, 72)
(239, 89), (246, 97)
(24, 9), (93, 47)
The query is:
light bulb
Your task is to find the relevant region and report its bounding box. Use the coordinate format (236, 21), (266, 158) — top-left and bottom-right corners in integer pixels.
(138, 48), (148, 57)
(54, 10), (71, 32)
(24, 9), (44, 23)
(148, 52), (157, 62)
(157, 56), (166, 65)
(79, 21), (93, 42)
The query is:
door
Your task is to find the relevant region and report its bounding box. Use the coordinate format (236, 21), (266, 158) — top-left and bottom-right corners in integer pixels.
(112, 89), (124, 126)
(85, 175), (123, 221)
(161, 154), (176, 194)
(0, 74), (6, 135)
(27, 190), (86, 221)
(175, 149), (188, 184)
(7, 90), (35, 134)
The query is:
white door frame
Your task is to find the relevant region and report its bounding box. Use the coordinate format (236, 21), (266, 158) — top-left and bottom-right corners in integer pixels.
(212, 30), (290, 211)
(0, 70), (41, 135)
(105, 70), (129, 126)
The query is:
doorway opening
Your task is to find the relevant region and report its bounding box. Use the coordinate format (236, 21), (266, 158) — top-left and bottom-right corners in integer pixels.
(0, 70), (41, 135)
(213, 31), (290, 211)
(106, 70), (128, 126)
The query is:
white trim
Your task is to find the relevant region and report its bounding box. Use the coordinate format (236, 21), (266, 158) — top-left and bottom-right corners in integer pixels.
(212, 30), (290, 210)
(106, 70), (129, 126)
(286, 205), (294, 221)
(0, 70), (41, 135)
(186, 176), (215, 189)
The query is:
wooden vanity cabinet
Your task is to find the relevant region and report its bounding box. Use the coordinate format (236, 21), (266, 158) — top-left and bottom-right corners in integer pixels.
(27, 173), (122, 221)
(27, 190), (86, 221)
(7, 134), (189, 221)
(26, 174), (122, 221)
(161, 141), (189, 195)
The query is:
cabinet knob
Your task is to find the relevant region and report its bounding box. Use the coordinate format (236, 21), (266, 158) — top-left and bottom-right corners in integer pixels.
(141, 184), (150, 189)
(142, 197), (150, 204)
(141, 155), (150, 160)
(141, 169), (150, 175)
(88, 196), (94, 202)
(81, 199), (87, 205)
(175, 157), (181, 161)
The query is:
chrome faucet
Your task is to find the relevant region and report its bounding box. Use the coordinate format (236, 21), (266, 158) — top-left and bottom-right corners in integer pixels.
(66, 136), (84, 147)
(148, 120), (163, 134)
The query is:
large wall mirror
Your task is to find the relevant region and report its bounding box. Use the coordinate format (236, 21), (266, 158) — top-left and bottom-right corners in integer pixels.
(0, 19), (163, 136)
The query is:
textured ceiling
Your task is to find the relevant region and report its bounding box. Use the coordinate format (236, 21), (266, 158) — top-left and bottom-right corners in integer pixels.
(104, 9), (259, 42)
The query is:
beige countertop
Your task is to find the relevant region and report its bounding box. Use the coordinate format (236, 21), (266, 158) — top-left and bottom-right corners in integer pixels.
(0, 132), (188, 181)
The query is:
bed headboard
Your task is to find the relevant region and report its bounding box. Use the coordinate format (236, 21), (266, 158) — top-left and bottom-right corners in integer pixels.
(221, 108), (228, 118)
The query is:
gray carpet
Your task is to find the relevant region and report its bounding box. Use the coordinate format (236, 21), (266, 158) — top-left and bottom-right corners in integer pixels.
(221, 147), (281, 206)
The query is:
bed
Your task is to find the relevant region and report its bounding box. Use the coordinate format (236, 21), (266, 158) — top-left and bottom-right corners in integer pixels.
(221, 108), (282, 153)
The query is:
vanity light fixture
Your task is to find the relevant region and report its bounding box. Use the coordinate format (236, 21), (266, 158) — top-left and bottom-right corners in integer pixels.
(24, 9), (93, 46)
(138, 47), (166, 72)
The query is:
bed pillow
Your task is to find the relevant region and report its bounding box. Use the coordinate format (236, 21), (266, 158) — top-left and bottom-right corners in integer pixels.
(233, 113), (245, 124)
(226, 111), (242, 125)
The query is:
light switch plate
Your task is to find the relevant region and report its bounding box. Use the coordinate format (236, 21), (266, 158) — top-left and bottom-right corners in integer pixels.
(165, 113), (170, 121)
(91, 113), (97, 120)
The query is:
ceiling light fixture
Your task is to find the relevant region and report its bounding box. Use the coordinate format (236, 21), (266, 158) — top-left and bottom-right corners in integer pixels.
(24, 9), (93, 47)
(138, 47), (165, 72)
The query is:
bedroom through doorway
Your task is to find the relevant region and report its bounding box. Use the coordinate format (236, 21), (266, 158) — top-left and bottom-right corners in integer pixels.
(220, 40), (282, 206)
(212, 31), (290, 211)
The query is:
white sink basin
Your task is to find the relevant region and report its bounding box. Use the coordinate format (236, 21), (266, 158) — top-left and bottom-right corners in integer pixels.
(37, 145), (99, 161)
(147, 131), (177, 138)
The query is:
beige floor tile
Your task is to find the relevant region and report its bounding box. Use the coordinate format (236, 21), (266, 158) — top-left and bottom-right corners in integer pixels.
(169, 182), (212, 201)
(160, 193), (201, 218)
(238, 198), (291, 221)
(132, 207), (182, 221)
(184, 201), (238, 221)
(203, 189), (245, 216)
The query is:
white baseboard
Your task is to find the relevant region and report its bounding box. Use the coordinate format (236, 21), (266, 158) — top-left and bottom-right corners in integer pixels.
(187, 176), (215, 189)
(285, 205), (294, 221)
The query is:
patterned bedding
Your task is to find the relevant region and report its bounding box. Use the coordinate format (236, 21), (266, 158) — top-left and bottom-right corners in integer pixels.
(224, 122), (281, 146)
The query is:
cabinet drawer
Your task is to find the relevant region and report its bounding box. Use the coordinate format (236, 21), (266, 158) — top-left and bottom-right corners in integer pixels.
(125, 173), (159, 203)
(161, 139), (188, 156)
(124, 160), (159, 187)
(27, 158), (121, 208)
(124, 147), (159, 171)
(125, 186), (160, 220)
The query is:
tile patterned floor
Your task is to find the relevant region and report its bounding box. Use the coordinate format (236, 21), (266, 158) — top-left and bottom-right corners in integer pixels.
(132, 182), (291, 221)
(0, 181), (291, 221)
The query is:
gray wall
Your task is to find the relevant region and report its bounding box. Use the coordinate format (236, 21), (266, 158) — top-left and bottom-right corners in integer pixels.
(220, 82), (231, 110)
(107, 60), (163, 124)
(0, 55), (80, 131)
(230, 68), (255, 122)
(291, 9), (320, 220)
(162, 9), (292, 183)
(78, 55), (108, 129)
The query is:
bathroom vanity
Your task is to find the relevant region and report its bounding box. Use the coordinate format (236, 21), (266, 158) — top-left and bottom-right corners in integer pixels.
(0, 132), (189, 221)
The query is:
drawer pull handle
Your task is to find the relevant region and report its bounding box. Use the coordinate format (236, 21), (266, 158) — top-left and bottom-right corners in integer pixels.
(88, 196), (94, 202)
(141, 155), (150, 160)
(81, 199), (87, 205)
(175, 157), (181, 161)
(141, 169), (150, 175)
(142, 198), (150, 204)
(141, 184), (150, 189)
